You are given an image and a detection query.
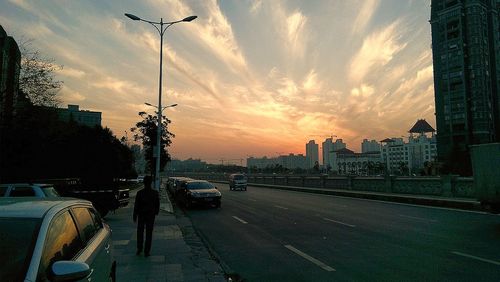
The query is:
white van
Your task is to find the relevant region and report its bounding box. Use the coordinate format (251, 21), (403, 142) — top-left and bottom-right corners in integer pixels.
(229, 174), (247, 191)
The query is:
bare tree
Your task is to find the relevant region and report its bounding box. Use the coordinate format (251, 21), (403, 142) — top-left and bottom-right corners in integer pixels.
(19, 39), (63, 107)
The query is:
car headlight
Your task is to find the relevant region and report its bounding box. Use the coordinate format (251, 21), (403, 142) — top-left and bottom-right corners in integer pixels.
(215, 191), (222, 197)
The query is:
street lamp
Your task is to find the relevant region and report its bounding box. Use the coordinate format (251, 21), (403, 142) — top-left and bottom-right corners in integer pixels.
(126, 12), (196, 190)
(145, 102), (178, 112)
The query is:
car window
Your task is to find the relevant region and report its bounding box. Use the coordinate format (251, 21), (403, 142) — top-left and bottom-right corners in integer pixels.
(42, 187), (60, 197)
(187, 182), (215, 190)
(233, 175), (245, 180)
(88, 208), (103, 230)
(10, 186), (36, 197)
(72, 207), (98, 244)
(39, 210), (83, 281)
(0, 217), (41, 282)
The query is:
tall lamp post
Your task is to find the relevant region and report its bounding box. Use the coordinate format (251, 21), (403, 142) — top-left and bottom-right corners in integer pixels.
(125, 13), (196, 191)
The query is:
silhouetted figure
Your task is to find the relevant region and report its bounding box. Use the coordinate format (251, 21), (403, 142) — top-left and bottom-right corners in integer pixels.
(133, 176), (160, 257)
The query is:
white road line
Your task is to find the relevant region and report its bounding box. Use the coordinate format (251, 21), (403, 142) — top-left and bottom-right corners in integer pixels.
(248, 199), (257, 202)
(232, 216), (248, 224)
(323, 218), (356, 228)
(398, 214), (438, 222)
(274, 205), (289, 210)
(452, 251), (500, 266)
(284, 245), (336, 272)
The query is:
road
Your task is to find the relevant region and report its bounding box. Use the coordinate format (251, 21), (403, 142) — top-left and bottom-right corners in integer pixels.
(180, 183), (500, 281)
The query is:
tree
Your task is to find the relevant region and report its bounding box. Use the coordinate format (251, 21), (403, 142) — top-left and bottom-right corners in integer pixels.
(0, 105), (136, 182)
(19, 39), (63, 107)
(131, 111), (175, 176)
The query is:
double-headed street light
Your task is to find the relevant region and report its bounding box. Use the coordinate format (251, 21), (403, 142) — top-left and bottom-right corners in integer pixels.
(126, 13), (196, 191)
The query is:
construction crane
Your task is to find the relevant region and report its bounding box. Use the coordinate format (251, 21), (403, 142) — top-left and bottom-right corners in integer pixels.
(308, 134), (337, 140)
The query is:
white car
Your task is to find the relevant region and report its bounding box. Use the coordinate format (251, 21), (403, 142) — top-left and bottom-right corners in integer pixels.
(0, 183), (60, 197)
(0, 198), (116, 281)
(229, 174), (248, 191)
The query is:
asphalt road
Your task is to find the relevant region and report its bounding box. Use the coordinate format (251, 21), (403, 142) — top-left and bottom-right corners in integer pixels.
(180, 183), (500, 281)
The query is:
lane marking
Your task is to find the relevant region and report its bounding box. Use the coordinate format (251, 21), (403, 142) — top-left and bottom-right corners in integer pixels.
(274, 205), (289, 210)
(232, 216), (248, 224)
(398, 214), (438, 222)
(284, 245), (335, 272)
(323, 218), (356, 228)
(452, 251), (500, 266)
(248, 198), (257, 202)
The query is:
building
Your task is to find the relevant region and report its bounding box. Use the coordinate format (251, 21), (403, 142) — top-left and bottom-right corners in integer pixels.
(247, 156), (278, 169)
(57, 104), (102, 127)
(247, 154), (307, 170)
(0, 25), (22, 127)
(381, 120), (438, 175)
(322, 138), (334, 167)
(305, 140), (319, 168)
(332, 148), (382, 175)
(278, 154), (307, 170)
(430, 0), (500, 173)
(323, 138), (347, 169)
(361, 139), (381, 153)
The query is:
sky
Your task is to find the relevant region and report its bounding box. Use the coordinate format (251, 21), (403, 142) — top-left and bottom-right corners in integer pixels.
(0, 0), (435, 164)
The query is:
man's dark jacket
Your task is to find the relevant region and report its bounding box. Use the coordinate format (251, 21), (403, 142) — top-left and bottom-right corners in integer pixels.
(133, 188), (160, 220)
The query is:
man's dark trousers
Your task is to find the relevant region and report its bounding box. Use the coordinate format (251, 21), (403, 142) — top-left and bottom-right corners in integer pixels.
(137, 215), (155, 255)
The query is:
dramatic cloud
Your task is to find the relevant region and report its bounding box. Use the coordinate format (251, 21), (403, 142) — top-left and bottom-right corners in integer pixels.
(0, 0), (436, 160)
(352, 0), (380, 34)
(349, 20), (407, 83)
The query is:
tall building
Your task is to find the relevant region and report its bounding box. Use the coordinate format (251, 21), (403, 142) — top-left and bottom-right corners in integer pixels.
(0, 25), (22, 127)
(322, 138), (333, 167)
(430, 0), (500, 173)
(57, 104), (102, 127)
(305, 140), (319, 168)
(361, 139), (381, 153)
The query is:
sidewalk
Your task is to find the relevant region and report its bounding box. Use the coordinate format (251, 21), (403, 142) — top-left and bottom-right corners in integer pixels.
(106, 188), (226, 282)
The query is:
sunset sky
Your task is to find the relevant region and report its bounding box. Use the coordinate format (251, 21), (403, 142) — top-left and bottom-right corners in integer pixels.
(1, 0), (435, 164)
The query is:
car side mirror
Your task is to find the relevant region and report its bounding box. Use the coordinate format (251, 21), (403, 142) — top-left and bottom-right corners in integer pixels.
(51, 261), (91, 281)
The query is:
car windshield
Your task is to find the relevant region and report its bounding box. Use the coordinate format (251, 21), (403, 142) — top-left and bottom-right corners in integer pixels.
(0, 217), (41, 281)
(233, 175), (245, 180)
(187, 182), (214, 190)
(42, 186), (60, 197)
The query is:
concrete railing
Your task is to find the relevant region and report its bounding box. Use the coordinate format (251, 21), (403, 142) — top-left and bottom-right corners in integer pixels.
(167, 173), (475, 199)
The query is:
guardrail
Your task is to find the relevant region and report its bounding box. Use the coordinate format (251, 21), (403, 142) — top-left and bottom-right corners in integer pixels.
(167, 173), (475, 199)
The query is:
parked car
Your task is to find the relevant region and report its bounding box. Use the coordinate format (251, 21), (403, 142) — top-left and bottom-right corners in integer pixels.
(0, 183), (60, 197)
(167, 177), (193, 197)
(229, 173), (248, 191)
(177, 180), (222, 209)
(0, 198), (116, 282)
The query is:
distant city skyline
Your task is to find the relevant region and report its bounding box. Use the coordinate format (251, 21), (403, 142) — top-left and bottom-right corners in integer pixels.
(0, 0), (435, 162)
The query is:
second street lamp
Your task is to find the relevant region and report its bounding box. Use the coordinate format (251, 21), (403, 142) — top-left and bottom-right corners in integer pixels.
(126, 13), (196, 191)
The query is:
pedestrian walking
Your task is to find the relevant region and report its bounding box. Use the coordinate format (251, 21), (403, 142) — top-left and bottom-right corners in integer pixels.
(133, 175), (160, 257)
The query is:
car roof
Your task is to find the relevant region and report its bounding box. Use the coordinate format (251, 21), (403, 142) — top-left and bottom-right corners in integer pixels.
(172, 177), (192, 181)
(0, 198), (92, 219)
(0, 183), (55, 188)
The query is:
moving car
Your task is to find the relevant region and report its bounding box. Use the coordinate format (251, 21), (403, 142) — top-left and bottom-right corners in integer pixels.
(177, 180), (222, 209)
(0, 183), (60, 197)
(0, 198), (116, 282)
(229, 173), (247, 191)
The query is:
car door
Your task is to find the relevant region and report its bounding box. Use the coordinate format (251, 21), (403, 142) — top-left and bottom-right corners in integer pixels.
(71, 206), (113, 282)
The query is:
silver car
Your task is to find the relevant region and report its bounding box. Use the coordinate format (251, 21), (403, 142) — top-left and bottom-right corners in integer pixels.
(0, 198), (115, 281)
(0, 183), (60, 197)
